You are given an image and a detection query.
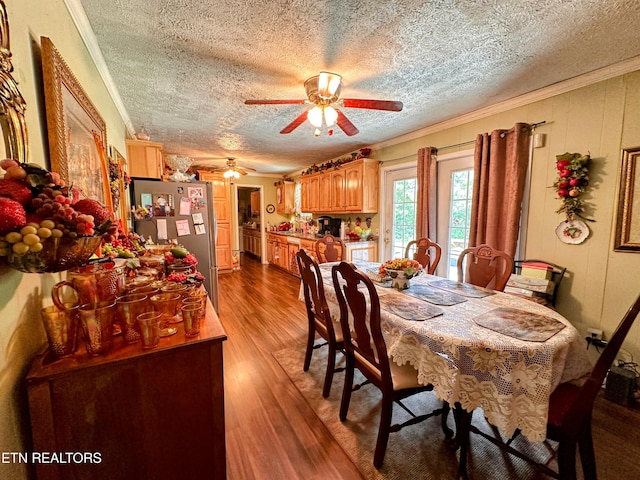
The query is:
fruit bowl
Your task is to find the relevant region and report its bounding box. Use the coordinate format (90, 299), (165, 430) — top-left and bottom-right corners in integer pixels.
(7, 236), (102, 273)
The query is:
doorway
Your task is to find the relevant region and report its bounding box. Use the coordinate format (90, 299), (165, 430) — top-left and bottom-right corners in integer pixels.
(233, 184), (267, 264)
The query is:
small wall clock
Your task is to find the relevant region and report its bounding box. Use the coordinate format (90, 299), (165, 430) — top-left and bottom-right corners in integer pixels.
(266, 204), (275, 213)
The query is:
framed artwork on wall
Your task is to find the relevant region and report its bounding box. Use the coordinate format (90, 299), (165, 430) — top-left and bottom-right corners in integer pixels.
(41, 36), (112, 213)
(614, 146), (640, 252)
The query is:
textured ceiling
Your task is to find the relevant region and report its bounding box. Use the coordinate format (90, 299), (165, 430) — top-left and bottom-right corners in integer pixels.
(74, 0), (640, 175)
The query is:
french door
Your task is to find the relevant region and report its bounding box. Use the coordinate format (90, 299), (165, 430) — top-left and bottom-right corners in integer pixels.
(381, 150), (474, 279)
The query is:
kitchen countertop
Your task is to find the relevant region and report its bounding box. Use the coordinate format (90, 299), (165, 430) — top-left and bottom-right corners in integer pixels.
(266, 230), (376, 244)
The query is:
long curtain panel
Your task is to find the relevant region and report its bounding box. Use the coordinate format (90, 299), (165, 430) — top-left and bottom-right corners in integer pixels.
(469, 123), (531, 257)
(416, 147), (437, 239)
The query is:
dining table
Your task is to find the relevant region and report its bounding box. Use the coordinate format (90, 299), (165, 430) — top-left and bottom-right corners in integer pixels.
(311, 260), (593, 477)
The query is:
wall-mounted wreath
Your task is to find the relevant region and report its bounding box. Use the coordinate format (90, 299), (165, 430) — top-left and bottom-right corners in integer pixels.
(553, 152), (593, 244)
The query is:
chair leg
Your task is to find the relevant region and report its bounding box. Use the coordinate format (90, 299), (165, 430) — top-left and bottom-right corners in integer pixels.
(303, 322), (315, 372)
(322, 342), (337, 398)
(557, 440), (578, 480)
(373, 394), (394, 469)
(441, 401), (453, 438)
(578, 422), (597, 480)
(339, 353), (355, 421)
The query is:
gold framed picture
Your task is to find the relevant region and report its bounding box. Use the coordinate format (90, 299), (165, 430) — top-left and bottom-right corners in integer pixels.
(41, 36), (112, 213)
(614, 146), (640, 252)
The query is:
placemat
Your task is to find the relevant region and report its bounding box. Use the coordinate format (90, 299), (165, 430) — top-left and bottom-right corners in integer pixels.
(473, 307), (566, 342)
(379, 295), (443, 321)
(404, 284), (468, 305)
(428, 279), (495, 298)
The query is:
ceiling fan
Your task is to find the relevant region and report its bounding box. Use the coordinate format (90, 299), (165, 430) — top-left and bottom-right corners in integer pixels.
(191, 158), (256, 178)
(245, 71), (403, 137)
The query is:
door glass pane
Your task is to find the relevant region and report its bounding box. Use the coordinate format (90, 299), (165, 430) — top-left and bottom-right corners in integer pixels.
(392, 178), (417, 258)
(447, 169), (474, 278)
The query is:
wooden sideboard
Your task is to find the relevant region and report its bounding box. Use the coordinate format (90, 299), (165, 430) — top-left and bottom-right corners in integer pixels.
(26, 299), (227, 480)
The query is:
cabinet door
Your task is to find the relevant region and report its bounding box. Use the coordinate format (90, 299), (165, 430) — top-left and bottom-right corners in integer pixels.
(344, 162), (364, 211)
(318, 174), (332, 212)
(331, 169), (347, 212)
(300, 177), (309, 212)
(216, 224), (232, 270)
(308, 176), (320, 212)
(126, 140), (164, 179)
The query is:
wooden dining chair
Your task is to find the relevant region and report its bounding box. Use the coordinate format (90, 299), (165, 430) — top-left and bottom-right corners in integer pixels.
(404, 237), (442, 274)
(456, 243), (514, 291)
(296, 249), (344, 398)
(462, 291), (640, 480)
(315, 234), (345, 263)
(331, 261), (452, 468)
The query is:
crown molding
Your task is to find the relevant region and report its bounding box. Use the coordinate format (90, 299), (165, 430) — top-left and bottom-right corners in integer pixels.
(64, 0), (135, 138)
(372, 55), (640, 150)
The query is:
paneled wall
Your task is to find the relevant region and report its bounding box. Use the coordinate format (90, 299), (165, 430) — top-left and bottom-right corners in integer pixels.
(376, 71), (640, 361)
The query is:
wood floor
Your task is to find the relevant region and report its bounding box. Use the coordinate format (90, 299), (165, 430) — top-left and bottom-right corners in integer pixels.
(218, 255), (640, 480)
(219, 255), (364, 480)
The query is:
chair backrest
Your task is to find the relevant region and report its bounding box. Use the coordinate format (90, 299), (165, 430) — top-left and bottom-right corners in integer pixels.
(404, 238), (442, 274)
(456, 244), (514, 291)
(331, 261), (392, 387)
(513, 259), (567, 306)
(296, 249), (338, 341)
(565, 292), (640, 435)
(316, 234), (346, 263)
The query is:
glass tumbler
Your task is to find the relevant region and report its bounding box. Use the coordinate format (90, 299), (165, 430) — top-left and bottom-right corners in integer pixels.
(181, 303), (202, 337)
(41, 303), (79, 358)
(137, 311), (162, 349)
(115, 293), (147, 344)
(150, 292), (182, 336)
(79, 301), (116, 356)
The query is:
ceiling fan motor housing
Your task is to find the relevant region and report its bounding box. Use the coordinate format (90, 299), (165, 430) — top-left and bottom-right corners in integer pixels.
(304, 73), (342, 105)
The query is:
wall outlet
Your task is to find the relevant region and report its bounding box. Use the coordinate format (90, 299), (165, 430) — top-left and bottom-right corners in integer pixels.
(587, 328), (603, 340)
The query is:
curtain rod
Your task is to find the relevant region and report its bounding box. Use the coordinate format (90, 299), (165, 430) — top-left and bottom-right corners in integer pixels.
(381, 121), (547, 162)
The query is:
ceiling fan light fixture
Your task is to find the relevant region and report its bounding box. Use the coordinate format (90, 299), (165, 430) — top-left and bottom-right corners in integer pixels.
(318, 71), (342, 99)
(308, 106), (323, 128)
(324, 106), (338, 127)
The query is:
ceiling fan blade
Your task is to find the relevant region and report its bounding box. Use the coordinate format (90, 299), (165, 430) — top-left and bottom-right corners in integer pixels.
(342, 99), (403, 111)
(280, 111), (309, 134)
(245, 99), (306, 105)
(336, 111), (359, 136)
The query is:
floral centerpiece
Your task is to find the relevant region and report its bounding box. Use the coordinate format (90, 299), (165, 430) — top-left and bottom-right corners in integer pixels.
(378, 258), (421, 290)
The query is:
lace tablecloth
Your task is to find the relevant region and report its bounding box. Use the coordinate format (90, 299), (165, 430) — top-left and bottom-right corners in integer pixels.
(306, 261), (592, 442)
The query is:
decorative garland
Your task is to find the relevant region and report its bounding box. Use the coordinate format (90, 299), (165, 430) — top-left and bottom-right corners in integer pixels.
(553, 152), (593, 221)
(300, 148), (372, 176)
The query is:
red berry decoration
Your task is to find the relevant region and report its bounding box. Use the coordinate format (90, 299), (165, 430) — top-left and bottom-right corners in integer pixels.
(0, 197), (27, 234)
(553, 152), (592, 221)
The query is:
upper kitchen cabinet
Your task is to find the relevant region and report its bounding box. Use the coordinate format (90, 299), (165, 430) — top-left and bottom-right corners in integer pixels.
(298, 158), (379, 214)
(126, 139), (165, 179)
(276, 181), (295, 215)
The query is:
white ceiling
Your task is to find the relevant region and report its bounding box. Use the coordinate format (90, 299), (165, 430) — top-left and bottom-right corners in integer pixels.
(71, 0), (640, 175)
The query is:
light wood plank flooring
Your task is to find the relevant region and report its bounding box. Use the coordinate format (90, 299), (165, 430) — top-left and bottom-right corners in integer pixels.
(219, 255), (364, 479)
(219, 255), (640, 479)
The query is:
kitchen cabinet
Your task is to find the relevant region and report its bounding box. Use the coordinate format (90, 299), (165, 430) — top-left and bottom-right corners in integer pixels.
(243, 228), (261, 257)
(198, 171), (233, 271)
(250, 190), (260, 216)
(126, 139), (164, 179)
(26, 298), (227, 480)
(298, 159), (379, 214)
(266, 233), (298, 273)
(299, 238), (318, 264)
(276, 181), (295, 215)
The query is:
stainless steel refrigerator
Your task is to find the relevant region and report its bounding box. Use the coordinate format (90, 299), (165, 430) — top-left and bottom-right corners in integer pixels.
(130, 178), (219, 313)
